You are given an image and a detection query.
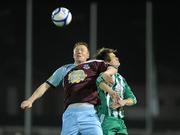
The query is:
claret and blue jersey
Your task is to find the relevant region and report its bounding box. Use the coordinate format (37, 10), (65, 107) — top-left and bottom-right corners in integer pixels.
(46, 60), (109, 110)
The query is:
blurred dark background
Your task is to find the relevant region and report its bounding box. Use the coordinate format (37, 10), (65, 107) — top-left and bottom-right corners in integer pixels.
(0, 0), (180, 134)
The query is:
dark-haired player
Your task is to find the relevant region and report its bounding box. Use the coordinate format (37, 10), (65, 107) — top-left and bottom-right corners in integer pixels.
(95, 48), (137, 135)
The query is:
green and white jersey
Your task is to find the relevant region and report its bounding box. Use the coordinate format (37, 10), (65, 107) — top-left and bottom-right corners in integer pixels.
(96, 73), (137, 121)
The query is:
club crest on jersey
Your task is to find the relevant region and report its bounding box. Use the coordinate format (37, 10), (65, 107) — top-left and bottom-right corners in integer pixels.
(68, 70), (87, 83)
(83, 64), (90, 69)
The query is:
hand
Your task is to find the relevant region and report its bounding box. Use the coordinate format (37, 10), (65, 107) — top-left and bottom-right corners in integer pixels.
(20, 100), (32, 109)
(111, 99), (126, 109)
(111, 97), (126, 109)
(110, 92), (122, 109)
(111, 97), (121, 109)
(111, 101), (121, 109)
(109, 91), (120, 102)
(117, 100), (126, 107)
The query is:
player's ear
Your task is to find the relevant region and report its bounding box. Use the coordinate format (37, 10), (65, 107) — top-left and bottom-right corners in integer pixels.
(86, 51), (90, 59)
(87, 53), (90, 59)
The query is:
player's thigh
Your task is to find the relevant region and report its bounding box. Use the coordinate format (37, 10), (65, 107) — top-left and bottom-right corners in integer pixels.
(78, 110), (103, 135)
(61, 111), (79, 135)
(80, 124), (103, 135)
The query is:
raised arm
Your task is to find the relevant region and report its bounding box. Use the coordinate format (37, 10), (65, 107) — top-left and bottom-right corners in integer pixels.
(99, 82), (117, 98)
(101, 66), (117, 85)
(20, 82), (51, 109)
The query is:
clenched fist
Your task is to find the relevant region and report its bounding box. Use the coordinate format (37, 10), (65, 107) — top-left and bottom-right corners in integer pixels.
(20, 100), (32, 109)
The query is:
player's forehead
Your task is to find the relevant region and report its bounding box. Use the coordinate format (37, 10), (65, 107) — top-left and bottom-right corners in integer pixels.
(74, 45), (88, 51)
(108, 52), (116, 58)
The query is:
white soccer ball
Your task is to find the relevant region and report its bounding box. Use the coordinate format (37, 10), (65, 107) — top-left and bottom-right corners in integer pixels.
(51, 7), (72, 27)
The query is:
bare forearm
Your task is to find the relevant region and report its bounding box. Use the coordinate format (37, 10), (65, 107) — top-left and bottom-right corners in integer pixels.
(104, 66), (117, 75)
(28, 82), (50, 103)
(99, 82), (114, 96)
(101, 66), (117, 85)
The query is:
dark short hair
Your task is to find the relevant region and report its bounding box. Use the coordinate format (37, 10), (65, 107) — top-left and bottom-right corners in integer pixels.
(73, 42), (89, 51)
(95, 47), (117, 62)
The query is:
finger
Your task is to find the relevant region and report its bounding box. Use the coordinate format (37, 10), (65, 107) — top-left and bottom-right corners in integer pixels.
(21, 105), (27, 109)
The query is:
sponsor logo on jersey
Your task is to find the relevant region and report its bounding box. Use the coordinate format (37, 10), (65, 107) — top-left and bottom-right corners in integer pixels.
(83, 64), (90, 69)
(68, 70), (87, 83)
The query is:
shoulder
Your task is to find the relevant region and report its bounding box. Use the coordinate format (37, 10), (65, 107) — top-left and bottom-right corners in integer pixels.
(57, 63), (75, 70)
(63, 63), (75, 68)
(116, 73), (126, 81)
(84, 60), (108, 69)
(83, 59), (104, 64)
(117, 73), (123, 78)
(53, 63), (75, 74)
(77, 60), (106, 68)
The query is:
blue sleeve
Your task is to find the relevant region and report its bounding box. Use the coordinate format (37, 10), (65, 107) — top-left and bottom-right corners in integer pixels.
(46, 64), (75, 87)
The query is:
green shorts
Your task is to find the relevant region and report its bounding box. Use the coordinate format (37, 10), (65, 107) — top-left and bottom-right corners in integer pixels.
(101, 116), (128, 135)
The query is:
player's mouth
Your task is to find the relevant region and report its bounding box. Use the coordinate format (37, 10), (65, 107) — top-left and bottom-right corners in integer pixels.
(76, 55), (82, 58)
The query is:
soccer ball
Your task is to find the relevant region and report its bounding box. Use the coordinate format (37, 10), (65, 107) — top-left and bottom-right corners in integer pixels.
(51, 7), (72, 27)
